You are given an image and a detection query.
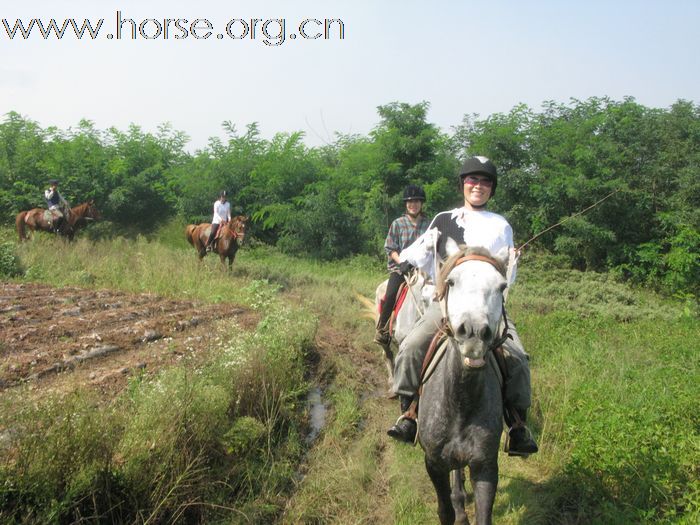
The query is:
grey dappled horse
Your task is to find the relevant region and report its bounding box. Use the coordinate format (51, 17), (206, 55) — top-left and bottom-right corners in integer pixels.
(418, 244), (510, 525)
(372, 272), (433, 393)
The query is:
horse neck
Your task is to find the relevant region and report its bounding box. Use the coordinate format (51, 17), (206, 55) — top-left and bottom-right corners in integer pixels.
(71, 203), (87, 217)
(439, 343), (492, 406)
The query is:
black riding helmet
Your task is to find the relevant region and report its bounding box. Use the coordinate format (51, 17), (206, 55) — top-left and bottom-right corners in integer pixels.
(458, 156), (498, 196)
(403, 184), (426, 202)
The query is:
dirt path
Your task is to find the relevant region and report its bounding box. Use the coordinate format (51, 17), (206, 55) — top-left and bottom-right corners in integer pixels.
(0, 282), (258, 397)
(285, 303), (547, 524)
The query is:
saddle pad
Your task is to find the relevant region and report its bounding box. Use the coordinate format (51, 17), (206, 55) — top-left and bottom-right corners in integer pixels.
(388, 283), (408, 333)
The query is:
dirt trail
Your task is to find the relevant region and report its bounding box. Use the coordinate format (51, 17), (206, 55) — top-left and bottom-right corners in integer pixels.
(286, 302), (546, 524)
(0, 282), (258, 397)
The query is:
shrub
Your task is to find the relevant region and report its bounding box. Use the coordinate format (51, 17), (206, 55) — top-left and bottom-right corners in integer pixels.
(0, 242), (22, 277)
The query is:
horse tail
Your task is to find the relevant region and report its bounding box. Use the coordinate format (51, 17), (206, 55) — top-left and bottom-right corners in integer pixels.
(16, 211), (27, 241)
(356, 293), (379, 322)
(185, 225), (197, 246)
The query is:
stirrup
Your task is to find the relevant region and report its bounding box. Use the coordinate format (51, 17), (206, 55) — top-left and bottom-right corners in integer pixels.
(387, 415), (417, 445)
(504, 426), (538, 457)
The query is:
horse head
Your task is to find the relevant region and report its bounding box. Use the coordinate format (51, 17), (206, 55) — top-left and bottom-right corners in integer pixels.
(83, 200), (102, 220)
(72, 200), (102, 221)
(437, 240), (509, 368)
(227, 215), (248, 242)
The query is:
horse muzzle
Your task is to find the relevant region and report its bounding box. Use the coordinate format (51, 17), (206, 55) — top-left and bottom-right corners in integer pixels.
(455, 339), (489, 369)
(463, 356), (486, 368)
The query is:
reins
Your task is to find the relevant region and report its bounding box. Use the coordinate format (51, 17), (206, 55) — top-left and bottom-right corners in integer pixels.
(403, 270), (426, 317)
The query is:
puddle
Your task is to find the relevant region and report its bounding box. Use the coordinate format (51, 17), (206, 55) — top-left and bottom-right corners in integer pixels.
(305, 386), (326, 445)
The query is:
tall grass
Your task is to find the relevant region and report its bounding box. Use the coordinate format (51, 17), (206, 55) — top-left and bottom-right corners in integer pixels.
(507, 255), (700, 524)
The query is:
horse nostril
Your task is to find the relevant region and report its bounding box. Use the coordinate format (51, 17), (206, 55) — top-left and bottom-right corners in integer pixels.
(478, 325), (492, 340)
(456, 324), (466, 337)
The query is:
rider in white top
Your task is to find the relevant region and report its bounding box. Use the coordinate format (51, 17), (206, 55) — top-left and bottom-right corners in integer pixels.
(388, 156), (538, 457)
(206, 191), (231, 250)
(400, 207), (516, 285)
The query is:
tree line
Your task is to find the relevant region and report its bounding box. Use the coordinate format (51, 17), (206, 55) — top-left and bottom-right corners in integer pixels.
(1, 97), (697, 297)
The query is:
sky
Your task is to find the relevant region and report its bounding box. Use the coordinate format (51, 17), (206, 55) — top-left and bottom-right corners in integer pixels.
(1, 0), (699, 151)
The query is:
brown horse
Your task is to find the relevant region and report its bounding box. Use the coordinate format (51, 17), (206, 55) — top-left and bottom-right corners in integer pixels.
(16, 200), (102, 242)
(186, 215), (247, 270)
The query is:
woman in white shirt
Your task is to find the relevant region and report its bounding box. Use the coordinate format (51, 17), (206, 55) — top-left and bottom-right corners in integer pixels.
(206, 191), (231, 251)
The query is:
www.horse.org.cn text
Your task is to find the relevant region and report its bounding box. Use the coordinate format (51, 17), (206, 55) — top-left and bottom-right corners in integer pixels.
(1, 11), (346, 46)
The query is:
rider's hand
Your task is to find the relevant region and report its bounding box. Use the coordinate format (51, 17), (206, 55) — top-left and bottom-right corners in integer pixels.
(423, 227), (440, 249)
(399, 261), (414, 276)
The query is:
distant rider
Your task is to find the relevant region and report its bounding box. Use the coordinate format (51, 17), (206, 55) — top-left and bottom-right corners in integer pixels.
(44, 179), (70, 233)
(206, 190), (231, 251)
(375, 185), (430, 345)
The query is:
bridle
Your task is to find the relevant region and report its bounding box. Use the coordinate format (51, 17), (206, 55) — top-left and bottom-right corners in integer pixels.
(437, 253), (510, 353)
(224, 218), (246, 240)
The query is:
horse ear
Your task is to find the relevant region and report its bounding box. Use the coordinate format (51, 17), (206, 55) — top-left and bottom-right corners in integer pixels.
(445, 237), (461, 258)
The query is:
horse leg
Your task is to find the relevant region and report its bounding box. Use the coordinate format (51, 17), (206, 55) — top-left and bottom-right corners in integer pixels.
(426, 459), (456, 525)
(382, 342), (395, 394)
(450, 469), (470, 525)
(468, 461), (498, 525)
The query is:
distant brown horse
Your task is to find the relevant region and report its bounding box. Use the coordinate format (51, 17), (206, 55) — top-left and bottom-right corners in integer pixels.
(186, 215), (247, 270)
(16, 200), (102, 242)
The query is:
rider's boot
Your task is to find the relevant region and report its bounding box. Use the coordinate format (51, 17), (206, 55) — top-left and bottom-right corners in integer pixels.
(504, 407), (538, 457)
(374, 320), (391, 346)
(387, 395), (416, 444)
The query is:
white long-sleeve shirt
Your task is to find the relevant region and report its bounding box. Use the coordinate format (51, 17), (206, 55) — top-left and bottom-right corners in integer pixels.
(400, 207), (517, 285)
(212, 199), (231, 224)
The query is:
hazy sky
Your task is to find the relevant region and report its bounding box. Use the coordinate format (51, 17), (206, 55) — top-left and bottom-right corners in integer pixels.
(2, 0), (698, 151)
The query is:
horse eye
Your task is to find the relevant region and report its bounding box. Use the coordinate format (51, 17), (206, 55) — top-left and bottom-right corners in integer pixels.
(499, 283), (507, 293)
(446, 279), (454, 288)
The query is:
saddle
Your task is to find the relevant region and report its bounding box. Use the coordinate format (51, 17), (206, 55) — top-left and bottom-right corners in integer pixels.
(40, 209), (62, 223)
(205, 222), (228, 248)
(214, 221), (228, 241)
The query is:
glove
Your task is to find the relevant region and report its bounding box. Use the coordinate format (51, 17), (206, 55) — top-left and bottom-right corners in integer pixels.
(399, 261), (414, 275)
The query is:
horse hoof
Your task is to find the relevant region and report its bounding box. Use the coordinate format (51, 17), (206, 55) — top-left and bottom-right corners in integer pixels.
(386, 390), (398, 400)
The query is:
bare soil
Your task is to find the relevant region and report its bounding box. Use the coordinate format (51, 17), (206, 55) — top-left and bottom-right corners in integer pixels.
(0, 282), (258, 397)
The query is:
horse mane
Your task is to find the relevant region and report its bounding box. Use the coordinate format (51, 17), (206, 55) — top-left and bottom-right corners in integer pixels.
(434, 246), (507, 301)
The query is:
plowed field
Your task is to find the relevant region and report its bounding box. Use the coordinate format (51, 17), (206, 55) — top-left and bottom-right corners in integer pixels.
(0, 282), (258, 397)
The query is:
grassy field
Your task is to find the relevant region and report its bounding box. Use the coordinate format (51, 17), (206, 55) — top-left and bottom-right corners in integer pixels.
(0, 223), (698, 524)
